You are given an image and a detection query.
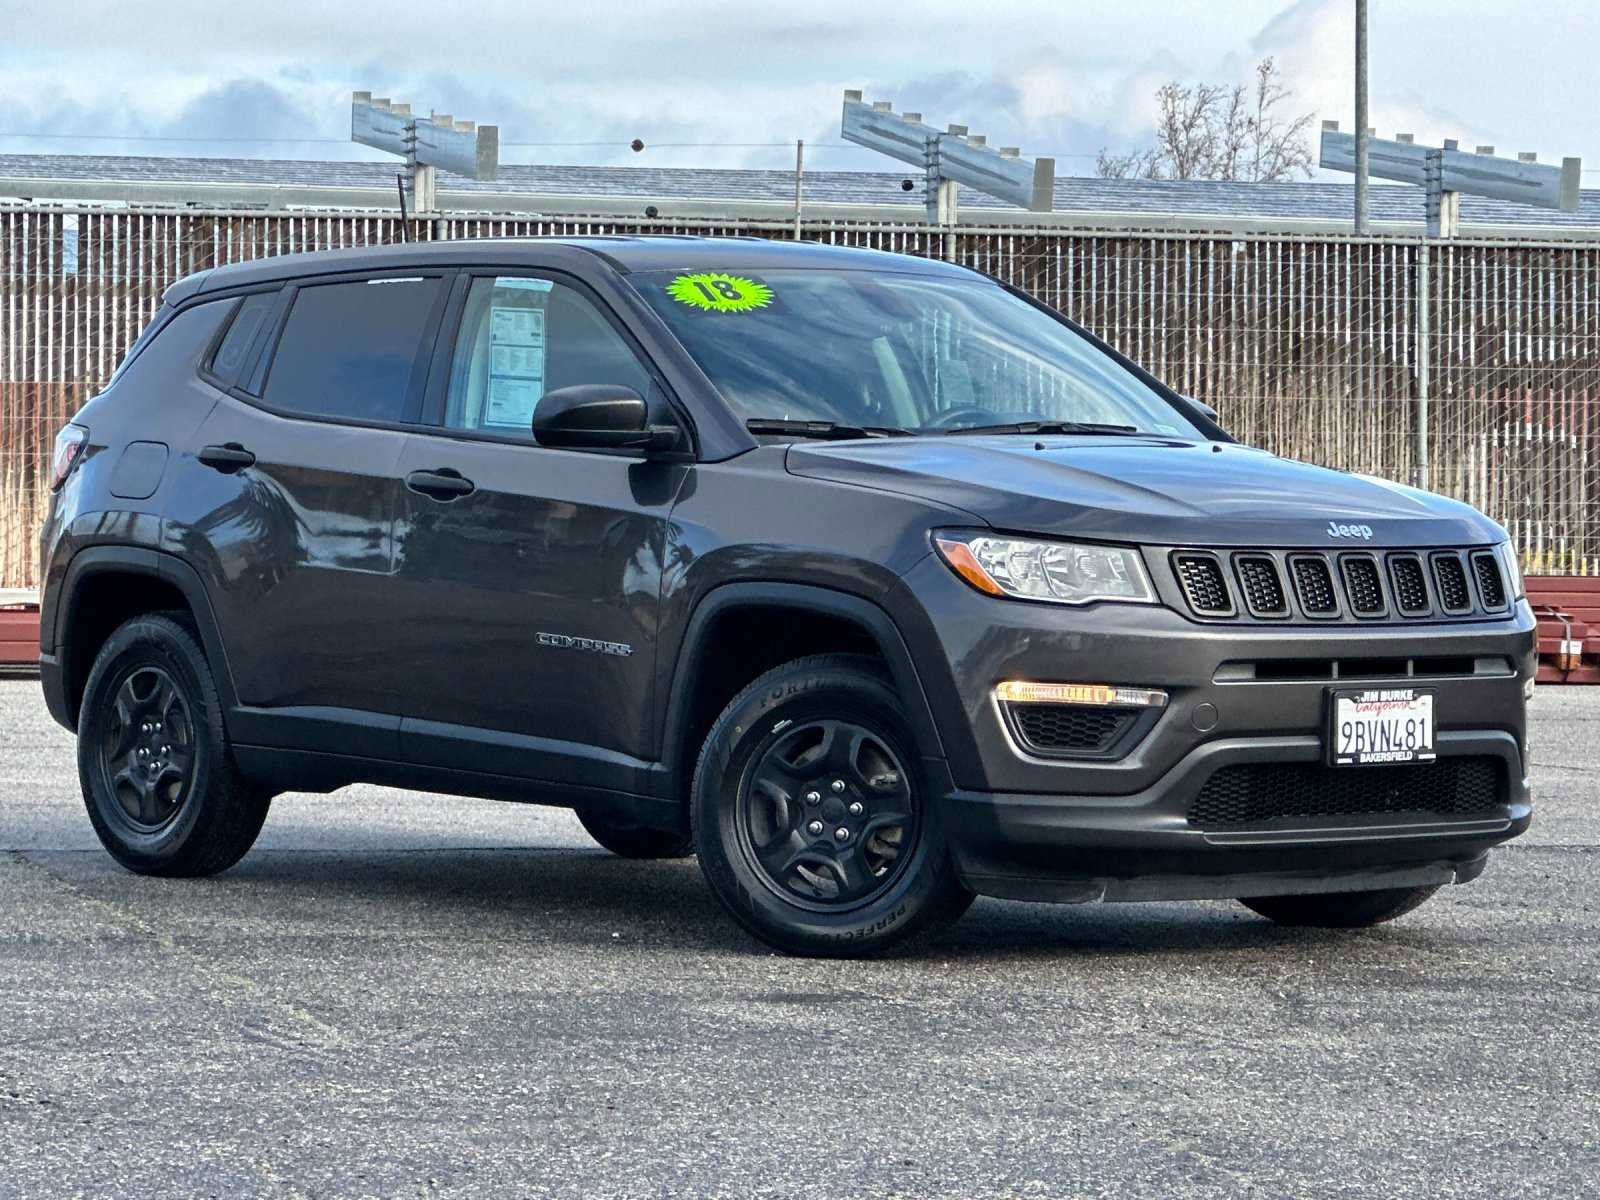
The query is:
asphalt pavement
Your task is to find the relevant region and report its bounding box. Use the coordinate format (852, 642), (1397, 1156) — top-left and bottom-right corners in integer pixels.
(2, 676), (1597, 1198)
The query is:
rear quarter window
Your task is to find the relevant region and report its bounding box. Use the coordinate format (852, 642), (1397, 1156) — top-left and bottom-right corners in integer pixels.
(260, 276), (443, 424)
(113, 299), (235, 388)
(207, 291), (279, 388)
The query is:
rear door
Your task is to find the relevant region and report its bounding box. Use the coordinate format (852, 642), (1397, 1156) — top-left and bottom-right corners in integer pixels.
(387, 271), (687, 792)
(168, 271), (451, 752)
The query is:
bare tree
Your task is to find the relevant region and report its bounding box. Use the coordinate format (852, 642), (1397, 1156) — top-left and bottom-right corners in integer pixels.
(1097, 57), (1314, 183)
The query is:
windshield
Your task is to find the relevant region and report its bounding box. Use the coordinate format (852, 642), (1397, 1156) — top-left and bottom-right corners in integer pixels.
(629, 267), (1199, 437)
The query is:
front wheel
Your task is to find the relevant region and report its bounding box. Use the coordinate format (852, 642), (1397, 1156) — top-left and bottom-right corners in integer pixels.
(692, 654), (973, 957)
(1239, 885), (1440, 928)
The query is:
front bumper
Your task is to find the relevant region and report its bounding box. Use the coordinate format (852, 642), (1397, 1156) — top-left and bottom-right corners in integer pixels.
(939, 730), (1529, 902)
(889, 554), (1536, 902)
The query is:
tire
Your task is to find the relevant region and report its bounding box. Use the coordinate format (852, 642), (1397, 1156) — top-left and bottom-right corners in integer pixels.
(576, 807), (693, 859)
(1238, 885), (1440, 928)
(77, 613), (270, 877)
(691, 653), (973, 957)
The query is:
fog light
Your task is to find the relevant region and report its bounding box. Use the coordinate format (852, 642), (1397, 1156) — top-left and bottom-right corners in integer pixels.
(994, 681), (1168, 708)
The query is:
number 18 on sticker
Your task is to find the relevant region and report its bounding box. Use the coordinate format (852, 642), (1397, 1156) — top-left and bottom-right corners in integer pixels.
(666, 273), (774, 312)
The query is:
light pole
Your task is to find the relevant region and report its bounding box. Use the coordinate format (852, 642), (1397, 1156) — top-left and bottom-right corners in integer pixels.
(1355, 0), (1370, 233)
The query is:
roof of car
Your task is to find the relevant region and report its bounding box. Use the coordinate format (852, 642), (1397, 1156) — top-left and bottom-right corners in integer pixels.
(181, 235), (975, 299)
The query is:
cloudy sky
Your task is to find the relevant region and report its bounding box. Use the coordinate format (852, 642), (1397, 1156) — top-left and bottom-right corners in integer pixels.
(1, 0), (1595, 179)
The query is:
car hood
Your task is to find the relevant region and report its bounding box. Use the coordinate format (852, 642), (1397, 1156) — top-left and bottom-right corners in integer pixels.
(785, 436), (1504, 548)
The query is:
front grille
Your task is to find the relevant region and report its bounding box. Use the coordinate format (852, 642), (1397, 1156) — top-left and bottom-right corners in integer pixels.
(1235, 554), (1289, 617)
(1290, 555), (1339, 615)
(1388, 554), (1431, 614)
(1472, 551), (1508, 610)
(1006, 703), (1139, 756)
(1188, 757), (1504, 829)
(1169, 546), (1515, 623)
(1173, 553), (1234, 616)
(1433, 553), (1472, 612)
(1340, 554), (1386, 616)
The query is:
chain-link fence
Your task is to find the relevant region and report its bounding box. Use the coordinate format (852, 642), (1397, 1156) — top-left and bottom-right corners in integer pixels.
(4, 204), (1598, 589)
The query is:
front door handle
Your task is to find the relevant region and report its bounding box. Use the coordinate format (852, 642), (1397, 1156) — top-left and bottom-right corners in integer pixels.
(198, 443), (256, 472)
(405, 468), (476, 501)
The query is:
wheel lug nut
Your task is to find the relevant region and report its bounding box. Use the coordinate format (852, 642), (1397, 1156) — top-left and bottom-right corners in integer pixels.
(803, 790), (821, 805)
(141, 723), (151, 733)
(806, 820), (824, 837)
(830, 779), (846, 794)
(848, 801), (864, 816)
(834, 827), (850, 842)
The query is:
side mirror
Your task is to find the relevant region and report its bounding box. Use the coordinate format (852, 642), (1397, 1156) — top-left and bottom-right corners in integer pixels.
(532, 385), (681, 453)
(1181, 395), (1220, 424)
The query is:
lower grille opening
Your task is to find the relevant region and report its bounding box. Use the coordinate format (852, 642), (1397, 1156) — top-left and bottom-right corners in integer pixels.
(1188, 757), (1505, 829)
(1006, 703), (1139, 756)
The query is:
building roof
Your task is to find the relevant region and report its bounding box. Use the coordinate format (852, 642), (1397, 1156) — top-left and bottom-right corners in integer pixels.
(2, 153), (1597, 239)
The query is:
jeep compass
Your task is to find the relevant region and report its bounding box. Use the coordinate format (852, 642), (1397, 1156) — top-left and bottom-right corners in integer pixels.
(38, 237), (1535, 956)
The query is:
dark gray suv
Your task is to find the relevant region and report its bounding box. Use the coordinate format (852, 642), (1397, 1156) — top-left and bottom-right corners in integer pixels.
(38, 237), (1535, 956)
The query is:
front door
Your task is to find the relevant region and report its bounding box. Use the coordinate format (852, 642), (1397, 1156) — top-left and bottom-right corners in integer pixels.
(388, 273), (686, 792)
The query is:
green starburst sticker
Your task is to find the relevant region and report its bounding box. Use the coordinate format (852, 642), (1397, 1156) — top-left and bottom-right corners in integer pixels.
(665, 272), (774, 312)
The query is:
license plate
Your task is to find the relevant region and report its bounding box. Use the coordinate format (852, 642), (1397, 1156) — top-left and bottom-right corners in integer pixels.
(1328, 687), (1436, 766)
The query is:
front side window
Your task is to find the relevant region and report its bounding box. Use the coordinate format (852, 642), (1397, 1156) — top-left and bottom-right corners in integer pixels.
(262, 276), (441, 423)
(628, 267), (1199, 437)
(443, 276), (652, 435)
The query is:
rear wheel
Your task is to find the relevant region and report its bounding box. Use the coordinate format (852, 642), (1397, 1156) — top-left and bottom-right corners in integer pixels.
(1239, 885), (1440, 928)
(692, 654), (973, 957)
(576, 807), (693, 859)
(77, 613), (270, 877)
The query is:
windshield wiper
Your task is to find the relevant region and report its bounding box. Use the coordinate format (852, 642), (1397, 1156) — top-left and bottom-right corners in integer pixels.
(941, 420), (1145, 437)
(747, 418), (915, 441)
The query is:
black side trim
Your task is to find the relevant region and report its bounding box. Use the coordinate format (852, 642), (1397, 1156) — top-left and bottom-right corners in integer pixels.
(657, 582), (946, 794)
(52, 545), (239, 727)
(231, 746), (683, 832)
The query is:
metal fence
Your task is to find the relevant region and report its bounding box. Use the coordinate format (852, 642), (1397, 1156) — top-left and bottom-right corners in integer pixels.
(4, 203), (1598, 590)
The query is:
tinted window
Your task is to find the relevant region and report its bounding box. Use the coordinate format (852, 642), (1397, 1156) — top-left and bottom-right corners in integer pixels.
(262, 277), (442, 423)
(443, 276), (651, 434)
(209, 291), (277, 387)
(629, 268), (1199, 437)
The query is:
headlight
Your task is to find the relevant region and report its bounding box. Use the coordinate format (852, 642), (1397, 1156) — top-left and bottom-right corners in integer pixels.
(1498, 541), (1525, 600)
(933, 532), (1156, 606)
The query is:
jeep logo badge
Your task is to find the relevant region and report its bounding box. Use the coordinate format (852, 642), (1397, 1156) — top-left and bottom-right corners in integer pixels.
(1326, 520), (1375, 540)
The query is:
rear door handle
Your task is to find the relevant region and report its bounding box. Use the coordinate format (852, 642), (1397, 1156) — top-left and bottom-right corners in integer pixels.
(405, 468), (476, 501)
(198, 443), (256, 472)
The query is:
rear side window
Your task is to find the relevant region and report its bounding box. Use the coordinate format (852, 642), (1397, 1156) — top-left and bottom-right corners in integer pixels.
(208, 291), (278, 387)
(261, 276), (442, 423)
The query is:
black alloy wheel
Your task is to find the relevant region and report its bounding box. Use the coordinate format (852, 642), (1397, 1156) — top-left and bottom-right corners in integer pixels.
(96, 665), (196, 832)
(738, 717), (915, 910)
(692, 654), (973, 957)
